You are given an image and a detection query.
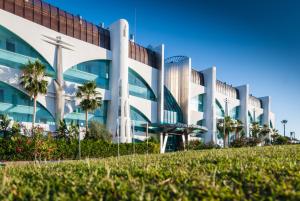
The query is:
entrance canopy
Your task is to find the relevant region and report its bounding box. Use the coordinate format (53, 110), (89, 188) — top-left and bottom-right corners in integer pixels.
(147, 123), (208, 135)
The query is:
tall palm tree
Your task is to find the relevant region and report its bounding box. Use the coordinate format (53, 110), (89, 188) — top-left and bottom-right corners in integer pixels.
(76, 81), (102, 136)
(20, 60), (48, 130)
(217, 116), (235, 148)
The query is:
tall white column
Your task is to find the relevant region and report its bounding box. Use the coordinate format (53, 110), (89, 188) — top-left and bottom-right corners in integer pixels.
(108, 19), (130, 143)
(236, 84), (250, 136)
(155, 44), (165, 124)
(202, 66), (216, 143)
(54, 45), (64, 127)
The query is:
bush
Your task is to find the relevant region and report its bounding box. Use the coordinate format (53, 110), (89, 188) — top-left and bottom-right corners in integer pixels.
(0, 136), (159, 161)
(272, 135), (291, 145)
(230, 137), (262, 148)
(86, 121), (112, 142)
(188, 140), (220, 150)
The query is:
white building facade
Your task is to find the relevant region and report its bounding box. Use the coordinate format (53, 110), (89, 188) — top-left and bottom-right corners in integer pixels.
(0, 0), (275, 147)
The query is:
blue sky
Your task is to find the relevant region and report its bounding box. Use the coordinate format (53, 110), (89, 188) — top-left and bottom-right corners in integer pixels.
(46, 0), (300, 138)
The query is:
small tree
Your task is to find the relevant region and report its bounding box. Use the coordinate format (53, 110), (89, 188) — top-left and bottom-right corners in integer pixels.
(76, 81), (102, 136)
(0, 114), (11, 138)
(250, 122), (261, 138)
(217, 116), (236, 148)
(20, 60), (48, 131)
(88, 120), (112, 142)
(235, 120), (244, 140)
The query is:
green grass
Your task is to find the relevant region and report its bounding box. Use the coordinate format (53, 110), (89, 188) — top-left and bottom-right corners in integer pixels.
(1, 145), (300, 200)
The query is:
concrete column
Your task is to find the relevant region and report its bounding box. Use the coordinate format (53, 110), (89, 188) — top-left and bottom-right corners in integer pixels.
(108, 19), (130, 143)
(54, 45), (64, 127)
(202, 66), (217, 144)
(236, 84), (250, 136)
(155, 44), (165, 124)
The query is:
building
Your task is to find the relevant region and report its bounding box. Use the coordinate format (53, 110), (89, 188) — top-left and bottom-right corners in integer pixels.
(0, 0), (275, 151)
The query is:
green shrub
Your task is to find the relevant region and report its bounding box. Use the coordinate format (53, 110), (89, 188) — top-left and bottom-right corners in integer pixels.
(188, 140), (220, 150)
(0, 136), (159, 161)
(86, 121), (112, 142)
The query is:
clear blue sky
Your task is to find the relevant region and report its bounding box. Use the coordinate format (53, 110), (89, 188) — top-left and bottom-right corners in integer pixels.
(46, 0), (300, 138)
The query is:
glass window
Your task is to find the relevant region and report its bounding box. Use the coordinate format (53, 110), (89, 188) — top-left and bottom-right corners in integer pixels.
(215, 100), (225, 117)
(230, 106), (240, 120)
(0, 81), (55, 125)
(191, 94), (205, 112)
(64, 101), (108, 126)
(64, 60), (110, 90)
(163, 86), (183, 124)
(128, 68), (157, 101)
(0, 26), (55, 77)
(6, 40), (15, 52)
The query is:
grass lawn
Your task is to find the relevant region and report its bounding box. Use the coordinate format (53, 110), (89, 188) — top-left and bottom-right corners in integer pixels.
(1, 145), (300, 200)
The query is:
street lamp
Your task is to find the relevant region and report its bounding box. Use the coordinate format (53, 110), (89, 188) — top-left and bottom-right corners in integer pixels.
(281, 120), (288, 137)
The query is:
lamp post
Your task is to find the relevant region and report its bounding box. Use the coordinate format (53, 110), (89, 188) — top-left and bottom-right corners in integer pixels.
(281, 120), (288, 137)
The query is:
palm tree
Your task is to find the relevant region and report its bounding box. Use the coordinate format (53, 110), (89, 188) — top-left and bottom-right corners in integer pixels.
(235, 120), (244, 140)
(260, 124), (271, 139)
(76, 81), (102, 136)
(20, 60), (48, 131)
(250, 122), (261, 138)
(217, 116), (235, 148)
(0, 114), (11, 138)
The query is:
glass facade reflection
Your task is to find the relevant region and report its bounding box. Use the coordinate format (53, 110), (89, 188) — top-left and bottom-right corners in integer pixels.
(128, 68), (156, 101)
(64, 101), (108, 125)
(0, 25), (55, 76)
(64, 60), (110, 90)
(0, 81), (55, 125)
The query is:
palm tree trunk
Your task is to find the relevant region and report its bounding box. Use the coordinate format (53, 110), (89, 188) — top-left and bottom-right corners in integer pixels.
(235, 132), (239, 140)
(224, 132), (228, 148)
(32, 96), (37, 133)
(85, 110), (88, 138)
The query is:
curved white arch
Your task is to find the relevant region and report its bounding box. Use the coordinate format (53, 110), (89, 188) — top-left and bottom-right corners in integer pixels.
(0, 10), (112, 74)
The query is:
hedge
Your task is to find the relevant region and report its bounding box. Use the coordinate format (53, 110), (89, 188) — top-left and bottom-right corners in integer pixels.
(0, 136), (160, 161)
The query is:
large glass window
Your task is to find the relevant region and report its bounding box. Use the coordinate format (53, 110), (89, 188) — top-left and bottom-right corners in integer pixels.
(128, 68), (157, 101)
(64, 60), (110, 90)
(230, 106), (240, 120)
(164, 86), (183, 124)
(130, 106), (150, 127)
(64, 101), (108, 126)
(191, 94), (205, 112)
(0, 26), (55, 76)
(0, 82), (55, 125)
(215, 100), (225, 117)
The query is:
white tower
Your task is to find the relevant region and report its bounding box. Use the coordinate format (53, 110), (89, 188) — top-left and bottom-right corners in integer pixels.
(108, 19), (131, 143)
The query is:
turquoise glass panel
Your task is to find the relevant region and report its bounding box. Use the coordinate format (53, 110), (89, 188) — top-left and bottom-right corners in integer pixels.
(64, 60), (109, 90)
(270, 120), (273, 128)
(0, 26), (55, 76)
(197, 119), (205, 126)
(64, 101), (108, 125)
(130, 106), (150, 129)
(128, 68), (157, 101)
(0, 82), (55, 125)
(163, 86), (183, 124)
(191, 94), (205, 112)
(248, 111), (254, 123)
(215, 100), (225, 117)
(230, 106), (240, 120)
